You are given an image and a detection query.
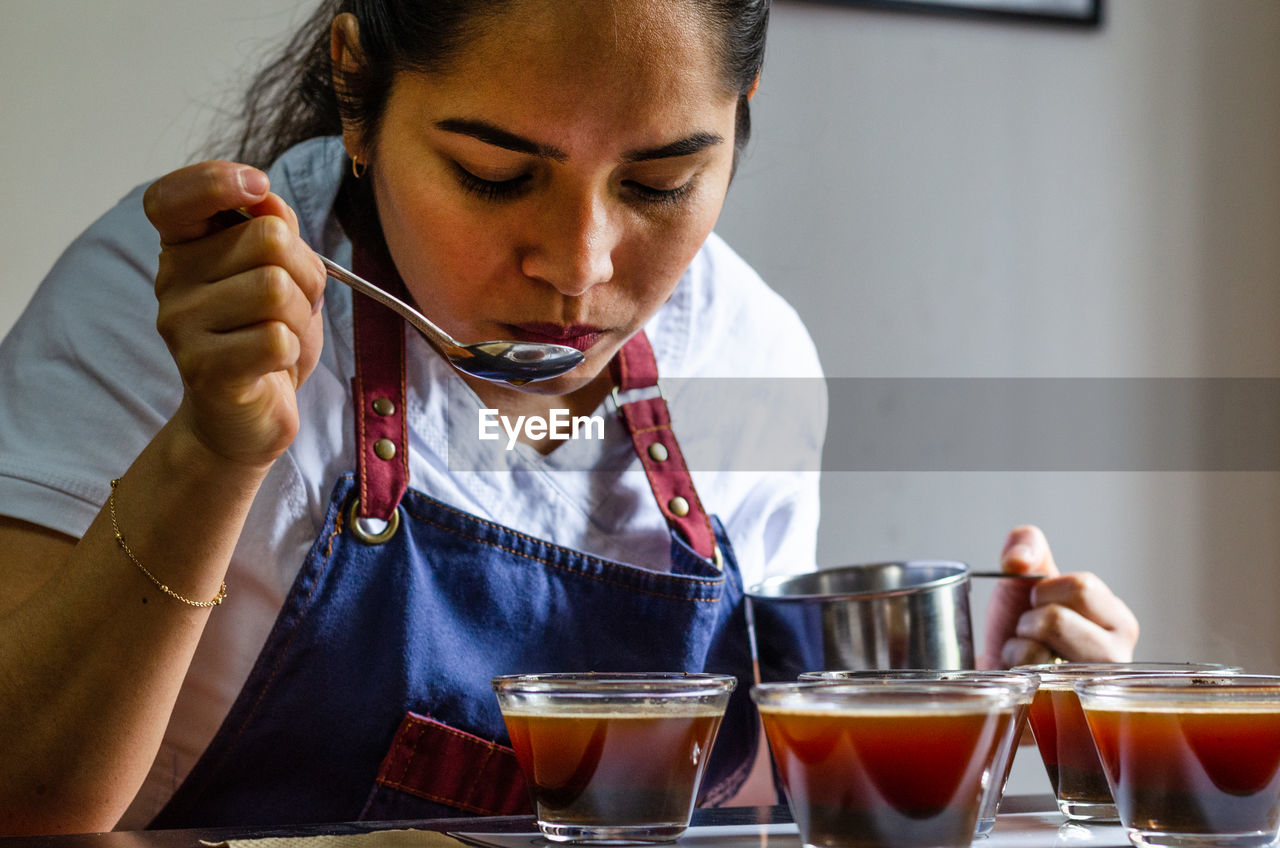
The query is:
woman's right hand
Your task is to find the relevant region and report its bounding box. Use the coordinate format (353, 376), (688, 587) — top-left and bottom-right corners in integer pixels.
(143, 161), (327, 469)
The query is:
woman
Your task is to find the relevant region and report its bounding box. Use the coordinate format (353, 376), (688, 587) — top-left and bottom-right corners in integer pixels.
(0, 0), (1137, 834)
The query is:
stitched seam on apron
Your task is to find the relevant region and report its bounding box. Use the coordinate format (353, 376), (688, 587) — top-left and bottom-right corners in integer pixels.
(404, 496), (723, 589)
(238, 514), (345, 723)
(617, 346), (632, 388)
(377, 718), (509, 816)
(165, 511), (346, 813)
(345, 473), (725, 588)
(229, 517), (346, 753)
(354, 311), (369, 512)
(385, 717), (423, 787)
(404, 505), (720, 604)
(463, 744), (495, 810)
(420, 496), (657, 564)
(396, 716), (511, 758)
(398, 327), (409, 485)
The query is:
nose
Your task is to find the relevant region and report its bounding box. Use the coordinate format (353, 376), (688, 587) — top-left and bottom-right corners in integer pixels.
(519, 191), (616, 297)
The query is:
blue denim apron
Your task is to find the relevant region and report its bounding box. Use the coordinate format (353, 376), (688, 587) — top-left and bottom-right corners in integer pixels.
(149, 267), (757, 828)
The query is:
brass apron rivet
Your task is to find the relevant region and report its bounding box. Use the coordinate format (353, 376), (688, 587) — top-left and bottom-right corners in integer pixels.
(648, 443), (669, 462)
(372, 397), (396, 417)
(346, 497), (401, 545)
(374, 438), (397, 460)
(668, 496), (690, 517)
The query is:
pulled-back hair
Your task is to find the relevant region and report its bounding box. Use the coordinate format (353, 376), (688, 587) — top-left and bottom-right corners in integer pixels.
(223, 0), (770, 171)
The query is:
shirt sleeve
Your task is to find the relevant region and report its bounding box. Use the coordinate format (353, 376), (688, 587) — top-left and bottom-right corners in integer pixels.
(0, 183), (177, 537)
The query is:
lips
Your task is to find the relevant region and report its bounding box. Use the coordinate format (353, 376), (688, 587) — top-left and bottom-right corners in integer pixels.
(510, 322), (605, 352)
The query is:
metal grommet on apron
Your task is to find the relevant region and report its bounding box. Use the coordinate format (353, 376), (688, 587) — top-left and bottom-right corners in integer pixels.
(346, 496), (401, 546)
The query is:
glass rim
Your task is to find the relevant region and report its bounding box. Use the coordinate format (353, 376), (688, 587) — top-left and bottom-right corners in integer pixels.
(490, 671), (738, 697)
(1077, 673), (1280, 703)
(750, 679), (1021, 710)
(797, 668), (1040, 692)
(1012, 661), (1240, 687)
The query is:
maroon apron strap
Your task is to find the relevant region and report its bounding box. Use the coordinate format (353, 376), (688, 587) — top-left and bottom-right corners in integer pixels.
(351, 242), (409, 522)
(609, 332), (719, 565)
(350, 276), (713, 562)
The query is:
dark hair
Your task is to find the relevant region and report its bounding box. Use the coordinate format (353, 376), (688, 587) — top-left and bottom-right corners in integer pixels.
(223, 0), (770, 171)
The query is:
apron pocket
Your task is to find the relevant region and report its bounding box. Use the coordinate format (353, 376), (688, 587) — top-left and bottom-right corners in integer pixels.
(360, 711), (533, 821)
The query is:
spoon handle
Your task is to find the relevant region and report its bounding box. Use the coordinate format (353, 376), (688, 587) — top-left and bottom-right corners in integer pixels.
(968, 571), (1047, 580)
(315, 255), (458, 352)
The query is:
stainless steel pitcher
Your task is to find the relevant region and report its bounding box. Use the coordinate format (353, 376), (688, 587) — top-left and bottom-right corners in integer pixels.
(745, 560), (975, 682)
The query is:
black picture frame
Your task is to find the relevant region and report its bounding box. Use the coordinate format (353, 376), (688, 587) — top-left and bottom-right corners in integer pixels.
(817, 0), (1103, 27)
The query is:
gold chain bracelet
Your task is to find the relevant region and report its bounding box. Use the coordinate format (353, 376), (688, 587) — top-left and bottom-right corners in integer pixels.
(108, 478), (227, 608)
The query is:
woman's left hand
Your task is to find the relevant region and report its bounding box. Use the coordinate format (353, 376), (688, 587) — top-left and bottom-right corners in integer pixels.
(980, 525), (1140, 669)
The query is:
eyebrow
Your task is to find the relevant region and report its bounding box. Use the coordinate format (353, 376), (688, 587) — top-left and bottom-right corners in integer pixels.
(435, 118), (724, 164)
(436, 118), (568, 162)
(623, 132), (725, 163)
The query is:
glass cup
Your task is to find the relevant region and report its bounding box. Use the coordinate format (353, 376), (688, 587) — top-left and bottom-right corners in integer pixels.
(799, 669), (1039, 838)
(1076, 674), (1280, 848)
(1014, 662), (1241, 822)
(752, 679), (1020, 848)
(491, 672), (736, 844)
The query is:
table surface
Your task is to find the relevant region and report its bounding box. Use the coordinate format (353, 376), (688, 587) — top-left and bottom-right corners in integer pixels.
(0, 795), (1107, 847)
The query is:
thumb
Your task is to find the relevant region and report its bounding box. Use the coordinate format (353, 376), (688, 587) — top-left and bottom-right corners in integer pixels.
(980, 525), (1057, 669)
(143, 161), (271, 245)
(1000, 525), (1059, 577)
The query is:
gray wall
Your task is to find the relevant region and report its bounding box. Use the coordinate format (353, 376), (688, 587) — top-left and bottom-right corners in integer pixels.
(4, 0), (1280, 799)
(716, 1), (1280, 793)
(720, 0), (1280, 669)
(2, 3), (306, 329)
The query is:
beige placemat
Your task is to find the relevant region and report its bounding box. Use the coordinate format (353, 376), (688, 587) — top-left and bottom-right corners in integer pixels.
(201, 829), (466, 848)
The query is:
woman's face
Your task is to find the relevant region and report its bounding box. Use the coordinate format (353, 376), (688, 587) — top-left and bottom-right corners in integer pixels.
(353, 0), (741, 396)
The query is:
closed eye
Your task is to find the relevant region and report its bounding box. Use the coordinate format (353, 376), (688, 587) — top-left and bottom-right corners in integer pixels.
(454, 164), (532, 202)
(624, 179), (696, 207)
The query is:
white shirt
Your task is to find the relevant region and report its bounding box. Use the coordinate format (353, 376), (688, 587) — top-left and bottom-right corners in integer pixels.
(0, 137), (826, 827)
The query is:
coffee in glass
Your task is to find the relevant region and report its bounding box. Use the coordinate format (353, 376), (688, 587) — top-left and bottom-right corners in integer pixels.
(492, 672), (735, 843)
